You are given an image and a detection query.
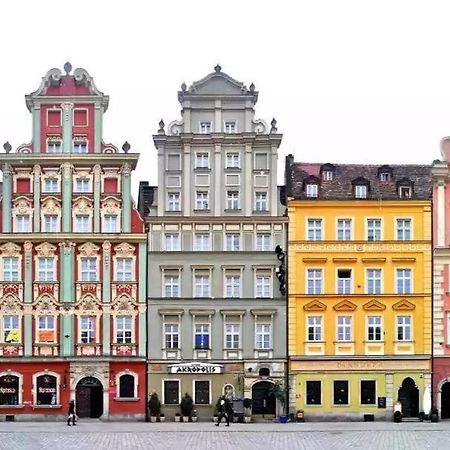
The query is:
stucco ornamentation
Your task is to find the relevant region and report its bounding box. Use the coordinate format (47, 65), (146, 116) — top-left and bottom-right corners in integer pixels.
(78, 242), (100, 257)
(168, 120), (184, 136)
(0, 242), (21, 257)
(35, 242), (57, 257)
(101, 197), (121, 215)
(114, 243), (135, 257)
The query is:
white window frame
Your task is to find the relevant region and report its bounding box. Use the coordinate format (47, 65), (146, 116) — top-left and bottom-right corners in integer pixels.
(72, 140), (88, 154)
(355, 184), (367, 199)
(255, 323), (272, 350)
(164, 323), (180, 349)
(15, 215), (31, 233)
(399, 186), (412, 198)
(46, 140), (62, 154)
(336, 316), (352, 341)
(224, 322), (241, 349)
(336, 218), (352, 241)
(43, 215), (58, 233)
(256, 233), (271, 251)
(367, 316), (383, 341)
(103, 214), (118, 233)
(194, 233), (210, 251)
(254, 192), (268, 211)
(115, 315), (133, 344)
(396, 218), (412, 241)
(32, 371), (60, 406)
(3, 257), (19, 282)
(38, 257), (55, 282)
(75, 215), (91, 233)
(226, 152), (240, 168)
(322, 170), (333, 181)
(396, 268), (412, 294)
(337, 268), (352, 294)
(195, 191), (209, 210)
(199, 122), (212, 134)
(306, 316), (322, 341)
(43, 177), (59, 193)
(396, 315), (412, 341)
(0, 371), (23, 406)
(79, 316), (95, 343)
(164, 233), (181, 251)
(224, 120), (237, 134)
(195, 152), (210, 168)
(224, 271), (241, 298)
(225, 233), (240, 251)
(227, 191), (240, 210)
(163, 273), (180, 298)
(366, 218), (382, 241)
(80, 257), (97, 282)
(194, 273), (210, 298)
(36, 315), (56, 343)
(307, 218), (322, 241)
(116, 257), (133, 282)
(2, 315), (20, 343)
(194, 322), (210, 349)
(307, 268), (323, 295)
(116, 371), (138, 399)
(74, 177), (91, 193)
(366, 268), (382, 294)
(306, 184), (318, 198)
(167, 192), (181, 211)
(255, 271), (272, 298)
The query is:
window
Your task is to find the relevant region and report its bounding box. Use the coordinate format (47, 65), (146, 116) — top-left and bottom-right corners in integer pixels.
(104, 215), (118, 233)
(38, 257), (55, 282)
(333, 380), (349, 405)
(337, 219), (352, 241)
(165, 233), (180, 251)
(36, 375), (57, 405)
(307, 219), (322, 241)
(75, 178), (90, 193)
(116, 258), (132, 282)
(224, 121), (237, 134)
(195, 191), (209, 210)
(16, 215), (31, 233)
(44, 215), (58, 232)
(225, 273), (241, 298)
(194, 274), (210, 297)
(3, 257), (19, 282)
(0, 375), (19, 405)
(227, 191), (240, 210)
(167, 193), (181, 211)
(47, 109), (61, 127)
(74, 109), (88, 127)
(38, 316), (55, 342)
(322, 171), (333, 181)
(194, 380), (210, 404)
(367, 219), (381, 241)
(307, 269), (322, 294)
(255, 192), (268, 211)
(164, 380), (180, 404)
(104, 178), (118, 193)
(119, 374), (135, 398)
(355, 185), (367, 198)
(195, 152), (209, 168)
(195, 323), (210, 349)
(396, 269), (412, 294)
(307, 316), (322, 341)
(164, 275), (180, 297)
(256, 273), (271, 298)
(254, 153), (268, 170)
(360, 380), (376, 405)
(47, 141), (62, 153)
(337, 269), (351, 294)
(399, 186), (412, 198)
(116, 316), (132, 343)
(337, 316), (352, 341)
(256, 233), (271, 251)
(366, 269), (382, 294)
(397, 316), (412, 341)
(164, 324), (179, 349)
(225, 234), (240, 251)
(380, 172), (391, 181)
(306, 184), (318, 198)
(194, 233), (210, 251)
(75, 215), (90, 233)
(199, 122), (212, 134)
(73, 141), (87, 153)
(43, 177), (58, 193)
(256, 323), (271, 349)
(367, 316), (382, 341)
(306, 381), (321, 405)
(80, 258), (97, 281)
(16, 179), (30, 193)
(80, 316), (95, 343)
(3, 315), (20, 343)
(226, 153), (240, 168)
(396, 219), (411, 240)
(225, 323), (240, 349)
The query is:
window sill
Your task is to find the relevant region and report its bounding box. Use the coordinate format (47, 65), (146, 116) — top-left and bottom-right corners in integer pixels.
(224, 209), (242, 213)
(332, 404), (350, 407)
(363, 341), (385, 343)
(193, 209), (211, 213)
(194, 168), (211, 172)
(304, 341), (325, 344)
(333, 341), (355, 344)
(31, 404), (62, 409)
(252, 210), (269, 214)
(305, 404), (322, 408)
(394, 340), (414, 343)
(34, 342), (58, 346)
(0, 404), (25, 409)
(224, 167), (241, 171)
(113, 397), (140, 402)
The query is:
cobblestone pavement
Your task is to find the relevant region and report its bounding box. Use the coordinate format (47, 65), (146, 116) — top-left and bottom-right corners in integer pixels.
(0, 421), (450, 450)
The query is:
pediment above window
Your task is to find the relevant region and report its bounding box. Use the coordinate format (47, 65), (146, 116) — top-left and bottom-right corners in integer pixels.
(0, 242), (21, 257)
(333, 299), (357, 311)
(76, 294), (102, 315)
(114, 243), (135, 257)
(35, 242), (57, 257)
(101, 196), (121, 214)
(41, 196), (61, 214)
(12, 196), (33, 214)
(73, 196), (93, 214)
(303, 299), (327, 311)
(78, 242), (100, 257)
(392, 299), (416, 311)
(363, 299), (386, 311)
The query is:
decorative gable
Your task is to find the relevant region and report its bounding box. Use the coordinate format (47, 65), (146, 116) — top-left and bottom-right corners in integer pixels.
(333, 299), (357, 312)
(0, 242), (21, 257)
(35, 242), (57, 257)
(303, 299), (327, 311)
(392, 299), (416, 311)
(78, 242), (100, 257)
(114, 243), (135, 257)
(363, 299), (386, 311)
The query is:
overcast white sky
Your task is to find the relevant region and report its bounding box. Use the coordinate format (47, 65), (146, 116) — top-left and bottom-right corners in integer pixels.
(1, 0), (450, 198)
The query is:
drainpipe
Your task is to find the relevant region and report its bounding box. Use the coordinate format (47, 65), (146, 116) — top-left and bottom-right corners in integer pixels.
(144, 224), (150, 422)
(431, 194), (435, 413)
(284, 215), (289, 416)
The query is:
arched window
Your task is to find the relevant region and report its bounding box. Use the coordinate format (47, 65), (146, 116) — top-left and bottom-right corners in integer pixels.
(0, 374), (20, 405)
(119, 374), (135, 398)
(35, 374), (58, 405)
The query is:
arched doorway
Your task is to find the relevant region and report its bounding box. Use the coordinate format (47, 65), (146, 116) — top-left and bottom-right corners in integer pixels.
(398, 377), (419, 418)
(441, 382), (450, 419)
(75, 377), (103, 418)
(252, 381), (276, 416)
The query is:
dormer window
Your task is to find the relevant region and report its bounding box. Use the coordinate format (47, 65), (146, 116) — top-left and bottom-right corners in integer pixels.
(320, 163), (335, 181)
(399, 186), (412, 198)
(199, 122), (212, 134)
(73, 140), (88, 154)
(355, 185), (367, 199)
(47, 140), (62, 153)
(322, 171), (333, 181)
(380, 172), (391, 181)
(306, 184), (318, 198)
(377, 165), (393, 182)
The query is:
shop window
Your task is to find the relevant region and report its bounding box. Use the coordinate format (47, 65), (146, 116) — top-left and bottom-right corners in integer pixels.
(119, 374), (135, 398)
(16, 179), (31, 193)
(164, 380), (179, 405)
(306, 380), (321, 405)
(0, 375), (20, 405)
(194, 380), (210, 404)
(360, 380), (376, 405)
(36, 374), (57, 405)
(333, 380), (349, 405)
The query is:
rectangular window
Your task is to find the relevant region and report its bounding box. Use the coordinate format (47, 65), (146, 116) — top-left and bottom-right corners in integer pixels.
(367, 219), (382, 241)
(164, 323), (179, 349)
(194, 380), (210, 404)
(75, 215), (90, 233)
(323, 171), (333, 181)
(80, 257), (97, 282)
(16, 179), (31, 193)
(337, 219), (352, 241)
(195, 191), (209, 210)
(226, 153), (240, 168)
(116, 316), (132, 343)
(224, 121), (237, 134)
(165, 233), (180, 251)
(355, 185), (367, 199)
(195, 152), (209, 168)
(397, 316), (412, 341)
(255, 192), (268, 211)
(194, 274), (210, 297)
(3, 257), (19, 282)
(73, 141), (88, 153)
(164, 380), (180, 405)
(307, 269), (322, 294)
(337, 316), (352, 341)
(366, 269), (382, 294)
(47, 109), (61, 126)
(75, 178), (90, 193)
(256, 273), (271, 298)
(225, 234), (240, 251)
(360, 380), (376, 405)
(104, 178), (118, 193)
(307, 316), (322, 341)
(399, 186), (412, 198)
(396, 269), (412, 294)
(225, 273), (241, 298)
(225, 323), (240, 349)
(333, 380), (349, 405)
(16, 215), (31, 233)
(256, 323), (271, 349)
(44, 215), (58, 233)
(38, 257), (55, 282)
(167, 192), (181, 211)
(306, 184), (318, 198)
(367, 316), (382, 341)
(307, 219), (322, 241)
(3, 315), (20, 343)
(47, 141), (62, 153)
(116, 257), (133, 282)
(306, 381), (321, 405)
(199, 122), (212, 134)
(194, 233), (210, 251)
(227, 191), (240, 210)
(73, 109), (88, 127)
(38, 315), (55, 343)
(80, 316), (95, 343)
(103, 215), (118, 233)
(164, 275), (180, 298)
(43, 177), (58, 193)
(254, 153), (268, 170)
(396, 219), (412, 240)
(256, 233), (271, 251)
(195, 323), (210, 349)
(337, 269), (352, 294)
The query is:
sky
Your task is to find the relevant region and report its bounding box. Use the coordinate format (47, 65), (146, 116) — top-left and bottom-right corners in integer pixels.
(1, 0), (450, 198)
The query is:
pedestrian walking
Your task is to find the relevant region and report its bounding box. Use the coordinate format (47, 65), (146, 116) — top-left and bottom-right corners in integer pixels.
(215, 396), (231, 427)
(67, 399), (76, 426)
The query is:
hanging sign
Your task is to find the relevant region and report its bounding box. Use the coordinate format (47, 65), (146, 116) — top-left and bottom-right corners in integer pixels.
(169, 362), (223, 374)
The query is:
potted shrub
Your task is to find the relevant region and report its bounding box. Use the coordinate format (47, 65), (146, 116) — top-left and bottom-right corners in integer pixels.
(243, 398), (252, 423)
(159, 413), (165, 423)
(148, 392), (161, 423)
(192, 410), (198, 423)
(180, 393), (194, 422)
(175, 413), (181, 422)
(269, 381), (287, 421)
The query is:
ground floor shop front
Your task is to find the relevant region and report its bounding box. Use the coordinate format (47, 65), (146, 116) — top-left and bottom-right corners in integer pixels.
(289, 357), (431, 421)
(0, 359), (146, 421)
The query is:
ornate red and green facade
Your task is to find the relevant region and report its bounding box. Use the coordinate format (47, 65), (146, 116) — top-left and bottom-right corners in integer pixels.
(0, 64), (146, 420)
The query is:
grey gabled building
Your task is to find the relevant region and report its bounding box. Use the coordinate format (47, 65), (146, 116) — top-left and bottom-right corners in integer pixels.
(138, 66), (287, 420)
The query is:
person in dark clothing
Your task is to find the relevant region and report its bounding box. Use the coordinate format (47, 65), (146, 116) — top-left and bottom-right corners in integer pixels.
(67, 400), (76, 426)
(216, 396), (233, 427)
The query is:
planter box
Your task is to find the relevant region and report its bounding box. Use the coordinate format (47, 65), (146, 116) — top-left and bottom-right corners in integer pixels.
(160, 416), (166, 423)
(192, 416), (198, 423)
(244, 416), (251, 423)
(182, 416), (189, 422)
(175, 416), (181, 422)
(150, 416), (157, 423)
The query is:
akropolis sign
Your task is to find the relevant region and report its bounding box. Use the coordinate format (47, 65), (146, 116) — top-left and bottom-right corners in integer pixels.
(169, 363), (224, 374)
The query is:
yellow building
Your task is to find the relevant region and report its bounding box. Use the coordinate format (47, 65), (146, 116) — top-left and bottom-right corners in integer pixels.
(286, 159), (432, 420)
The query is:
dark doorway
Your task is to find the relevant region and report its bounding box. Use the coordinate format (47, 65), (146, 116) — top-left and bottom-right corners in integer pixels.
(441, 382), (450, 419)
(398, 377), (419, 418)
(75, 377), (103, 418)
(251, 381), (276, 415)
